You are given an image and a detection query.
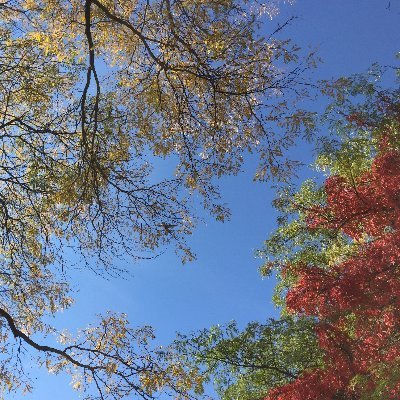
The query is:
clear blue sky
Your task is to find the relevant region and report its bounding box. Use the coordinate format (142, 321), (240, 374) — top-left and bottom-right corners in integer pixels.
(22, 1), (400, 398)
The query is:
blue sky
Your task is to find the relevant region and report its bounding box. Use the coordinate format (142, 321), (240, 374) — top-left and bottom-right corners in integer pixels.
(22, 1), (400, 398)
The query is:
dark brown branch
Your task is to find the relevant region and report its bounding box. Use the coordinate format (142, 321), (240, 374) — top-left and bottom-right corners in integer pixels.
(81, 0), (101, 156)
(0, 307), (88, 369)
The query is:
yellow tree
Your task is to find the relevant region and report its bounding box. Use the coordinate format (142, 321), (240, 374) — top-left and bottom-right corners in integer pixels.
(0, 0), (314, 397)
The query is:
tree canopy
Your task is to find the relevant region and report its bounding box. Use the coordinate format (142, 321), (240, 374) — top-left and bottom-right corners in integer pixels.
(173, 316), (323, 400)
(0, 0), (318, 398)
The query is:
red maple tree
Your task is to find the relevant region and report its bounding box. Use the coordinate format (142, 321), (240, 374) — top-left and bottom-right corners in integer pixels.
(266, 128), (400, 398)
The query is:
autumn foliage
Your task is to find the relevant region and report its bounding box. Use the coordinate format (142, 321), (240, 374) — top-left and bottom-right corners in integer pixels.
(267, 124), (400, 398)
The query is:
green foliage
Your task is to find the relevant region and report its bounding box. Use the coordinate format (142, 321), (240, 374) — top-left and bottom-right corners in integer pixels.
(173, 317), (323, 400)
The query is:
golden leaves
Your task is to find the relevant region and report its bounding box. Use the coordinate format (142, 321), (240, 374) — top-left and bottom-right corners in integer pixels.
(0, 0), (310, 396)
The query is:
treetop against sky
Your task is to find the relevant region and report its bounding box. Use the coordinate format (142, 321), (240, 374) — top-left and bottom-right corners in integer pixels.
(0, 0), (398, 399)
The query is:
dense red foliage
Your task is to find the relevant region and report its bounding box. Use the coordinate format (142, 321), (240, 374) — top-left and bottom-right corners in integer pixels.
(267, 150), (400, 399)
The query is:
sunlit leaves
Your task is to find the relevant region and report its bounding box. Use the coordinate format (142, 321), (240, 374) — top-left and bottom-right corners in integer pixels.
(172, 317), (323, 400)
